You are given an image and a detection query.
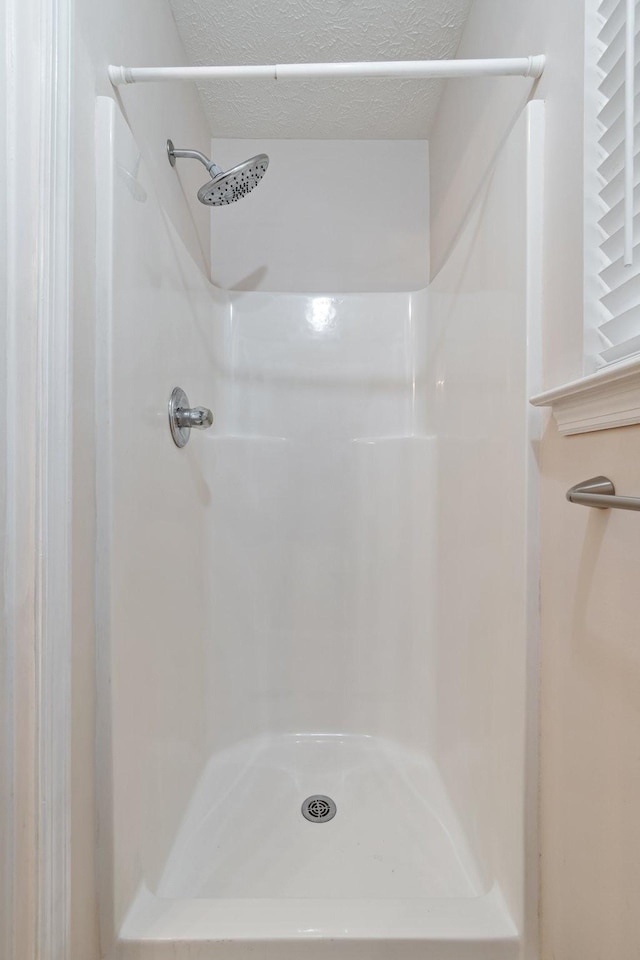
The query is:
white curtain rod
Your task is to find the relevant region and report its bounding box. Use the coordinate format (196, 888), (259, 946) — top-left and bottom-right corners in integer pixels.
(108, 55), (545, 86)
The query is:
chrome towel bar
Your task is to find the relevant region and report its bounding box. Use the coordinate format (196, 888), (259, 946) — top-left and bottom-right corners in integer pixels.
(566, 476), (640, 511)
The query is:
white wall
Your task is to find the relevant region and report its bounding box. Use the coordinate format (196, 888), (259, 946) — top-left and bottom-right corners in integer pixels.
(429, 0), (584, 388)
(202, 290), (435, 755)
(430, 4), (640, 960)
(96, 102), (227, 949)
(429, 103), (542, 947)
(77, 0), (212, 270)
(72, 2), (214, 958)
(210, 139), (429, 292)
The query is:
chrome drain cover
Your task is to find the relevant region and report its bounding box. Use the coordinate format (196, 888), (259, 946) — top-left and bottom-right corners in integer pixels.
(301, 795), (337, 823)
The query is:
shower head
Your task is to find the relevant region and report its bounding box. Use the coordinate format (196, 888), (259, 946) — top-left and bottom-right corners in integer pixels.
(167, 139), (269, 206)
(198, 155), (270, 206)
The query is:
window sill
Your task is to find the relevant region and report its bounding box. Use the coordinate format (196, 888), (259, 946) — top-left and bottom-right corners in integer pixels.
(530, 356), (640, 435)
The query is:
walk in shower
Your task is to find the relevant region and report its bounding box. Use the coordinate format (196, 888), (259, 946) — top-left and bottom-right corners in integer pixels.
(95, 87), (542, 959)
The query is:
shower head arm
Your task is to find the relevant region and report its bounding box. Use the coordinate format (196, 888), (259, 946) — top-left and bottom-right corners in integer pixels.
(166, 141), (222, 177)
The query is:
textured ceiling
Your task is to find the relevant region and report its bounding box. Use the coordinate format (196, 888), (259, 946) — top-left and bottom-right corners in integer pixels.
(167, 0), (473, 138)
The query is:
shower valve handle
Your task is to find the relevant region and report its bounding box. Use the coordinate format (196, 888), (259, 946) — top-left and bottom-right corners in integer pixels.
(175, 405), (213, 429)
(168, 387), (213, 448)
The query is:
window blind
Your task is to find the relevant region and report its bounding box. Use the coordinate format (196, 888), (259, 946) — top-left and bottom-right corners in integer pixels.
(596, 0), (640, 364)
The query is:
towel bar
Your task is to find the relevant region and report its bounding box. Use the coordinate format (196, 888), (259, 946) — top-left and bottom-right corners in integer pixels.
(566, 476), (640, 511)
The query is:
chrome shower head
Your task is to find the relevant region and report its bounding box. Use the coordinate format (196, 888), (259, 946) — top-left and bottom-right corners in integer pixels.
(198, 155), (269, 206)
(167, 140), (269, 206)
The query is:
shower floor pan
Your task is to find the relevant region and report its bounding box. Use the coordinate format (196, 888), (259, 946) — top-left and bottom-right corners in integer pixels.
(120, 734), (518, 959)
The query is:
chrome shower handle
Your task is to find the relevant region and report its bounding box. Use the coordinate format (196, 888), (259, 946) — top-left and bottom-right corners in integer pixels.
(168, 387), (213, 448)
(174, 405), (213, 429)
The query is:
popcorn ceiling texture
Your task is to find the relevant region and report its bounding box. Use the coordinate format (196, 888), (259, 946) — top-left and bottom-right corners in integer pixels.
(167, 0), (473, 138)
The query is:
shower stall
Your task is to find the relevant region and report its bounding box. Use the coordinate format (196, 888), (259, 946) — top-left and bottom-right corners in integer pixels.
(95, 87), (542, 959)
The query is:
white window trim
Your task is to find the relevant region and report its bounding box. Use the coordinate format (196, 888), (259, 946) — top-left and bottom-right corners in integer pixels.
(532, 0), (640, 434)
(530, 352), (640, 433)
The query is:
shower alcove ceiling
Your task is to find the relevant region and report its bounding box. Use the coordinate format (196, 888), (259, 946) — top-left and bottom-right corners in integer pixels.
(167, 0), (474, 138)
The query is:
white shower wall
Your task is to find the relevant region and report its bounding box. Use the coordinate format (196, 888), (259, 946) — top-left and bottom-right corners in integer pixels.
(97, 97), (540, 959)
(95, 98), (225, 943)
(203, 136), (434, 756)
(429, 102), (543, 940)
(209, 139), (429, 291)
(203, 289), (435, 753)
(73, 2), (215, 955)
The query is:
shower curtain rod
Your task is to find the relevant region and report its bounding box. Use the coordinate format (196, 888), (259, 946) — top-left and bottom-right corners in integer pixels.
(108, 55), (545, 86)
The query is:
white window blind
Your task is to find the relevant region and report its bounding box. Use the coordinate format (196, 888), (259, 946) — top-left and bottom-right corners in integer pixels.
(594, 0), (640, 365)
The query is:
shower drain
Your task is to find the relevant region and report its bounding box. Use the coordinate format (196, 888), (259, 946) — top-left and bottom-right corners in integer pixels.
(301, 795), (337, 823)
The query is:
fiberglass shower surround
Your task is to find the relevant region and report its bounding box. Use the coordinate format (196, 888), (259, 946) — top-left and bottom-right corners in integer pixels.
(96, 49), (543, 960)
